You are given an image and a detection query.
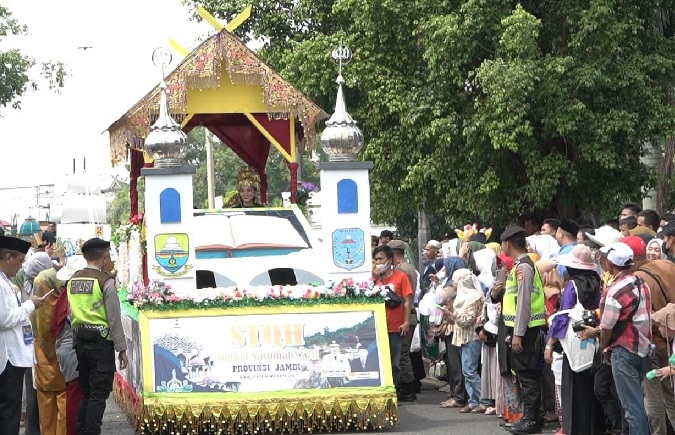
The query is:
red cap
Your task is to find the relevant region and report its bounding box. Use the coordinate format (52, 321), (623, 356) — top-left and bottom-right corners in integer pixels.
(620, 236), (647, 257)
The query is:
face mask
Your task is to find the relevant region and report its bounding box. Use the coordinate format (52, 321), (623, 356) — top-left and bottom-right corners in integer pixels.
(377, 262), (390, 273)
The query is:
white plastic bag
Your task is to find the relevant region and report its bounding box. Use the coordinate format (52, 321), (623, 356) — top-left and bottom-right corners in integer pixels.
(548, 282), (597, 373)
(410, 323), (422, 352)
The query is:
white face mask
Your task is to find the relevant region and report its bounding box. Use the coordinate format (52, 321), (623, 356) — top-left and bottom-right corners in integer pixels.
(376, 262), (390, 273)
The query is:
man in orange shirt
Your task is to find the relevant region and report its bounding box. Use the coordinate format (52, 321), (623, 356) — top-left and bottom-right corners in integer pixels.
(372, 245), (413, 399)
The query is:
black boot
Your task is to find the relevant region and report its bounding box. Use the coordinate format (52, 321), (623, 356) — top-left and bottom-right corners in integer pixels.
(397, 381), (417, 402)
(507, 419), (541, 435)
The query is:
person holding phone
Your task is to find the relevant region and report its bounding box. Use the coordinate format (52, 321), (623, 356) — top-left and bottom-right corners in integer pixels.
(32, 257), (75, 435)
(0, 236), (48, 435)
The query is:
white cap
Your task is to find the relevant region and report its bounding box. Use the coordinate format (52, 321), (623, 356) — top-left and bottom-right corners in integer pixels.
(427, 240), (442, 249)
(56, 255), (88, 282)
(586, 226), (623, 248)
(600, 242), (634, 267)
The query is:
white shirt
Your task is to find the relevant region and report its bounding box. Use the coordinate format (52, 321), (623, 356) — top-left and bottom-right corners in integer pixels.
(0, 271), (35, 372)
(321, 353), (350, 377)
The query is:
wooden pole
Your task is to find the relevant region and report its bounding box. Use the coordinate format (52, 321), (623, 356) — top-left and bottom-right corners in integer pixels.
(205, 128), (216, 208)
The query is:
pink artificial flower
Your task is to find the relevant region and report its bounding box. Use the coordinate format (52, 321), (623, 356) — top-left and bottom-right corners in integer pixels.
(167, 296), (181, 303)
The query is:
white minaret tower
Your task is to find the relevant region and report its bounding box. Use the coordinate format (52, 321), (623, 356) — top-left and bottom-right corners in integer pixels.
(318, 44), (373, 282)
(142, 48), (196, 295)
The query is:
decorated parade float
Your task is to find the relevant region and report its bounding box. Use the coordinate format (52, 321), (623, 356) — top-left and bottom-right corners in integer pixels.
(105, 11), (396, 433)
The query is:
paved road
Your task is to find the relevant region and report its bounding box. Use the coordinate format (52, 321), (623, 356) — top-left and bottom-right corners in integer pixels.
(102, 384), (558, 435)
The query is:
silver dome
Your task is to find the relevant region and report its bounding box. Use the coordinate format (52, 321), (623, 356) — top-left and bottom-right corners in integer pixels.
(143, 80), (188, 167)
(320, 74), (364, 162)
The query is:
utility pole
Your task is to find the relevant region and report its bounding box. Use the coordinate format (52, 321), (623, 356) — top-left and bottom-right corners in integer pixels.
(205, 127), (216, 208)
(417, 207), (430, 276)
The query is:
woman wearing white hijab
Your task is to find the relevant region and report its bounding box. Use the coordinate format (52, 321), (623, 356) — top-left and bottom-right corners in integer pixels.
(443, 269), (489, 413)
(647, 238), (668, 260)
(526, 234), (561, 261)
(473, 249), (496, 292)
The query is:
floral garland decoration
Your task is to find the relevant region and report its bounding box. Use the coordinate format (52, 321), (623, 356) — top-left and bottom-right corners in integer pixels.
(111, 214), (146, 248)
(124, 277), (389, 311)
(111, 214), (146, 289)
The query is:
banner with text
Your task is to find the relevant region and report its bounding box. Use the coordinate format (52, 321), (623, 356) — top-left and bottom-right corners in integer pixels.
(147, 310), (385, 393)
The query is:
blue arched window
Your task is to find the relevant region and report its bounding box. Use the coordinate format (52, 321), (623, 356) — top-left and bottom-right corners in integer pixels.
(337, 179), (358, 214)
(160, 188), (181, 223)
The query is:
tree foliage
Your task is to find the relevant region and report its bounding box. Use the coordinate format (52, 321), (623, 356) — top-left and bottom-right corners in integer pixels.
(185, 0), (675, 237)
(0, 4), (67, 110)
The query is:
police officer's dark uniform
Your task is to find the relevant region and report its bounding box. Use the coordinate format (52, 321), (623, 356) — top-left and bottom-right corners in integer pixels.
(67, 238), (127, 435)
(501, 227), (546, 435)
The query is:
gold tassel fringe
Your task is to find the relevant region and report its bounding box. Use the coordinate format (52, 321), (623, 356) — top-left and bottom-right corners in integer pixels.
(140, 395), (398, 434)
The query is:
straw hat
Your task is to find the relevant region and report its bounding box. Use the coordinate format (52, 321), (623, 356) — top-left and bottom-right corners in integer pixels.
(556, 244), (596, 270)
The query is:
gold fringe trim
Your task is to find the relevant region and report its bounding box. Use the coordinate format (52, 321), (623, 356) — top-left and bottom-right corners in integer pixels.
(140, 395), (398, 434)
(108, 29), (325, 165)
(113, 373), (143, 431)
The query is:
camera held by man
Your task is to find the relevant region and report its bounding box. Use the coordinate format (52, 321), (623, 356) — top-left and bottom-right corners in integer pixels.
(572, 309), (600, 333)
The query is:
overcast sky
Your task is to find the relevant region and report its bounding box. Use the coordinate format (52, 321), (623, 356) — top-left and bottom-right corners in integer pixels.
(0, 0), (216, 219)
(0, 0), (212, 186)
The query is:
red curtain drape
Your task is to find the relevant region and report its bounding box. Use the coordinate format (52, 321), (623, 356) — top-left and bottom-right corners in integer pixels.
(183, 114), (300, 205)
(128, 147), (151, 286)
(129, 148), (143, 218)
(208, 123), (271, 203)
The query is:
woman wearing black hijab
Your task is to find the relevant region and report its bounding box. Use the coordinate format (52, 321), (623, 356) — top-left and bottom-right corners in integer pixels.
(544, 245), (604, 435)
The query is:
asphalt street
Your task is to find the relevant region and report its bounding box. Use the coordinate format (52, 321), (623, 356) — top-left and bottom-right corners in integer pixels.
(101, 384), (559, 435)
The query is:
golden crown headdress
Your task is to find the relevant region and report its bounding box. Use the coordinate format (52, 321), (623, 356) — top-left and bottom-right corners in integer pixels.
(236, 166), (261, 190)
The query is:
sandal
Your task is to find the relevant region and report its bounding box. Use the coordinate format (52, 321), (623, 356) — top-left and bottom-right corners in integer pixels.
(440, 399), (461, 408)
(484, 407), (497, 415)
(459, 405), (475, 413)
(470, 405), (487, 414)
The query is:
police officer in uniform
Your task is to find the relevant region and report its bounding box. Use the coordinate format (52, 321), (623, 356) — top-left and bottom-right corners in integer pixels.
(501, 226), (546, 434)
(67, 238), (127, 435)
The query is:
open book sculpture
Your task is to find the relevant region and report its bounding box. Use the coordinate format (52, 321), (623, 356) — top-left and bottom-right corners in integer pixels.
(193, 214), (309, 253)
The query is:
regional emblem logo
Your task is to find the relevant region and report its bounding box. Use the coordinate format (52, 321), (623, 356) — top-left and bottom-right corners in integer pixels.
(331, 228), (365, 271)
(153, 233), (192, 277)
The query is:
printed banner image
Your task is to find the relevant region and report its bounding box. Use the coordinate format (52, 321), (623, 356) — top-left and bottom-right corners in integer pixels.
(120, 313), (143, 394)
(148, 310), (384, 393)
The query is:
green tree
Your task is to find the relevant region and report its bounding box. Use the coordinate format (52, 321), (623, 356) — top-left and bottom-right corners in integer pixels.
(0, 5), (66, 110)
(106, 175), (145, 226)
(185, 0), (675, 238)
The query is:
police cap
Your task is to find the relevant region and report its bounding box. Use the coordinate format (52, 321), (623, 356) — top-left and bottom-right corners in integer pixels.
(500, 226), (526, 242)
(80, 238), (111, 254)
